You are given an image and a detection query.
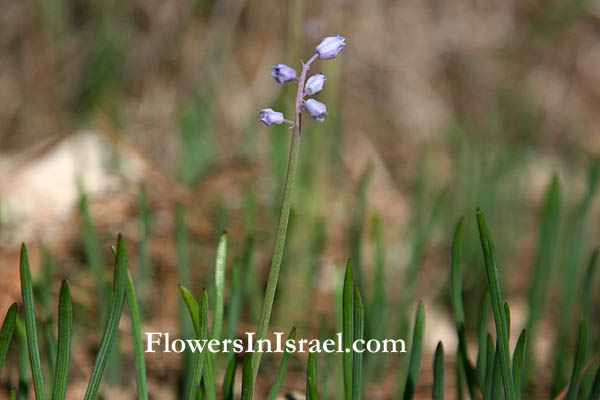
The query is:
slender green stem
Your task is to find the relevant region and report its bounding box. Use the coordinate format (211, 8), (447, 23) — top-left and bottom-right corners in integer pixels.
(251, 53), (318, 382)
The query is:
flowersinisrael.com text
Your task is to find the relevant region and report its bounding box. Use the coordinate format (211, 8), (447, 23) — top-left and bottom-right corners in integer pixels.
(145, 332), (407, 354)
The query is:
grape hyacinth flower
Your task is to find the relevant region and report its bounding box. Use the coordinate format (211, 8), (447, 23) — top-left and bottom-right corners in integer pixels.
(304, 99), (328, 122)
(271, 64), (297, 83)
(315, 35), (346, 59)
(259, 108), (284, 126)
(254, 34), (346, 385)
(304, 73), (327, 96)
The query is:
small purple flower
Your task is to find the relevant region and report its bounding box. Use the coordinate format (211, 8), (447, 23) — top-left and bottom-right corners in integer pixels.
(271, 64), (297, 83)
(259, 108), (285, 126)
(304, 99), (328, 122)
(315, 35), (346, 60)
(304, 73), (327, 96)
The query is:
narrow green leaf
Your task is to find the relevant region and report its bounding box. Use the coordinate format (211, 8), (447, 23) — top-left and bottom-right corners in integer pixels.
(187, 290), (209, 400)
(202, 345), (217, 400)
(449, 217), (479, 399)
(512, 329), (526, 398)
(266, 327), (297, 400)
(483, 334), (494, 400)
(352, 286), (364, 400)
(52, 281), (72, 400)
(582, 249), (599, 323)
(213, 232), (227, 341)
(402, 301), (425, 400)
(179, 285), (200, 332)
(308, 376), (320, 400)
(587, 365), (600, 400)
(225, 258), (242, 340)
(491, 346), (502, 400)
(476, 291), (490, 386)
(565, 320), (587, 400)
(83, 234), (128, 400)
(307, 352), (318, 400)
(221, 355), (237, 400)
(125, 270), (148, 400)
(342, 260), (354, 400)
(433, 342), (445, 400)
(476, 209), (517, 400)
(504, 303), (511, 340)
(20, 244), (47, 400)
(0, 303), (17, 376)
(241, 353), (253, 400)
(16, 317), (30, 399)
(11, 387), (16, 400)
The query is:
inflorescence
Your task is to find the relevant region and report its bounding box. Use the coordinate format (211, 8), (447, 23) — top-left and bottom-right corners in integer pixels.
(259, 35), (346, 127)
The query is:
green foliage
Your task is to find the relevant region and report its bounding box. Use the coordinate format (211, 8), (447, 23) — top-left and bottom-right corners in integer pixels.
(401, 301), (425, 400)
(433, 342), (445, 400)
(267, 327), (297, 400)
(477, 210), (517, 400)
(0, 303), (17, 376)
(52, 281), (72, 400)
(83, 235), (128, 400)
(20, 244), (47, 400)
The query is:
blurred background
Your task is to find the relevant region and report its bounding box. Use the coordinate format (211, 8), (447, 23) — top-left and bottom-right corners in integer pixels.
(1, 0), (600, 398)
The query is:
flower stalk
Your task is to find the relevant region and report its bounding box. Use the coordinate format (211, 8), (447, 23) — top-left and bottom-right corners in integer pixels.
(252, 52), (319, 382)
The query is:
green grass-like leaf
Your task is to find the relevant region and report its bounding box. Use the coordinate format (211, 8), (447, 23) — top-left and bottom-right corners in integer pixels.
(179, 285), (200, 332)
(125, 270), (148, 400)
(187, 290), (209, 400)
(476, 209), (517, 400)
(221, 354), (237, 400)
(0, 303), (17, 376)
(52, 281), (72, 400)
(16, 316), (29, 399)
(343, 260), (354, 400)
(512, 329), (527, 399)
(582, 249), (599, 323)
(476, 291), (490, 386)
(213, 231), (227, 341)
(241, 353), (253, 400)
(352, 286), (364, 400)
(267, 327), (297, 400)
(587, 365), (600, 400)
(433, 342), (445, 400)
(307, 351), (318, 400)
(20, 244), (47, 400)
(565, 320), (588, 400)
(308, 376), (320, 400)
(449, 217), (480, 399)
(83, 234), (128, 400)
(402, 300), (425, 400)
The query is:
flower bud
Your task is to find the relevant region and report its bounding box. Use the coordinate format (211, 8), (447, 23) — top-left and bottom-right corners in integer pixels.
(271, 64), (297, 83)
(303, 99), (328, 122)
(304, 73), (327, 96)
(314, 35), (346, 60)
(259, 108), (285, 126)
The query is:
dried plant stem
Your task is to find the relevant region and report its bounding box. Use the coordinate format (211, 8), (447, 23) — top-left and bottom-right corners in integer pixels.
(252, 53), (318, 383)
